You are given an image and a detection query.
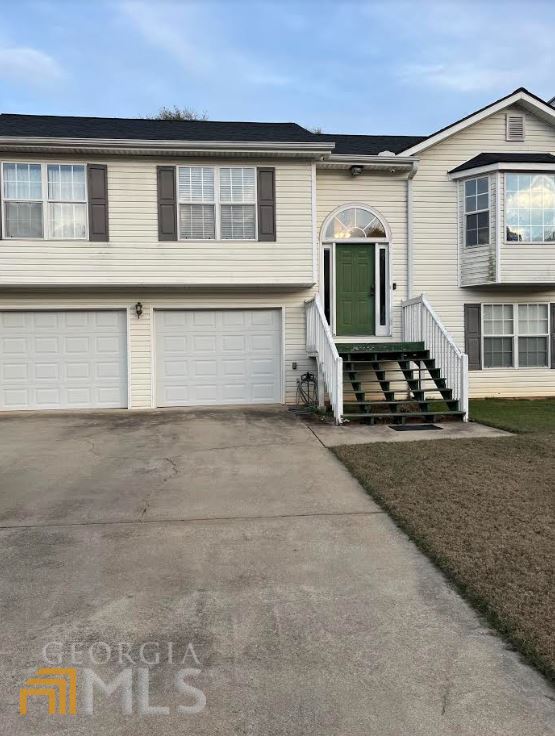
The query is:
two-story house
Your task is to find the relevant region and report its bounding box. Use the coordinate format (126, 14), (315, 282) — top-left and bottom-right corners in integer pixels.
(0, 87), (553, 422)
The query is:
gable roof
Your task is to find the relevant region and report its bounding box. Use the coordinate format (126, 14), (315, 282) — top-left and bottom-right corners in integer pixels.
(314, 133), (425, 156)
(0, 113), (321, 144)
(398, 87), (555, 156)
(449, 152), (555, 174)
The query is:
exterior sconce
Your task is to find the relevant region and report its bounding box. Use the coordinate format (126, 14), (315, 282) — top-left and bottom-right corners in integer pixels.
(350, 165), (363, 177)
(135, 302), (143, 319)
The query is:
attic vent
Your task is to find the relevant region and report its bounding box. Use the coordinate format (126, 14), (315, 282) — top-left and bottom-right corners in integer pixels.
(506, 114), (525, 141)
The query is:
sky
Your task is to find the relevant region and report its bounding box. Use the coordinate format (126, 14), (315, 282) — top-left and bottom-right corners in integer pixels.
(0, 0), (554, 136)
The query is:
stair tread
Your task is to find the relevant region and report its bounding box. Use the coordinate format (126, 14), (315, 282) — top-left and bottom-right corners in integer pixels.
(343, 410), (465, 419)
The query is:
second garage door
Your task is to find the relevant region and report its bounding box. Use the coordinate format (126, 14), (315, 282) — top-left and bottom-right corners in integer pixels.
(155, 309), (282, 407)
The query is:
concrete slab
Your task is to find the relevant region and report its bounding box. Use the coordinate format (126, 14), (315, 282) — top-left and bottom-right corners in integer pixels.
(0, 407), (551, 736)
(308, 419), (512, 447)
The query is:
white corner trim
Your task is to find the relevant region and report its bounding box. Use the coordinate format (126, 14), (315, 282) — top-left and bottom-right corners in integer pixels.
(400, 90), (555, 157)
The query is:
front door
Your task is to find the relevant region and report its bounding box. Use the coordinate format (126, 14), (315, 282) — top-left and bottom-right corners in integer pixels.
(335, 244), (375, 335)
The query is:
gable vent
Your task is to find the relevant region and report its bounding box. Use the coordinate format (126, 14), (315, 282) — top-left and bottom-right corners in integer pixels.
(506, 114), (525, 141)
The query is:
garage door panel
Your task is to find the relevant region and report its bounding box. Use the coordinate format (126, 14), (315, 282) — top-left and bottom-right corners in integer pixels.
(156, 309), (281, 407)
(0, 310), (127, 410)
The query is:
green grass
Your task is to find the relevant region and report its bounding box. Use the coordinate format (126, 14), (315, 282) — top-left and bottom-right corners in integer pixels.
(470, 398), (555, 433)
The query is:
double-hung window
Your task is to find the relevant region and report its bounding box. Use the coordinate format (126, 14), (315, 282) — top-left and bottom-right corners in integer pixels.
(177, 166), (256, 240)
(483, 303), (549, 368)
(505, 173), (555, 242)
(464, 176), (490, 246)
(2, 162), (87, 239)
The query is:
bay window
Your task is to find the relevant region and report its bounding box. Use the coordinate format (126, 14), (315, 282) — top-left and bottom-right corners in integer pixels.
(505, 173), (555, 243)
(2, 162), (87, 239)
(464, 176), (490, 246)
(483, 303), (549, 368)
(177, 166), (256, 240)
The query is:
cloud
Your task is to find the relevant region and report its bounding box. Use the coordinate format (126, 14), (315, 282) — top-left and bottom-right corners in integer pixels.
(0, 46), (65, 87)
(398, 63), (515, 93)
(120, 1), (291, 88)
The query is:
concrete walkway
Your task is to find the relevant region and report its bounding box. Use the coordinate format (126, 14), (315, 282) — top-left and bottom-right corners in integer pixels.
(0, 406), (552, 735)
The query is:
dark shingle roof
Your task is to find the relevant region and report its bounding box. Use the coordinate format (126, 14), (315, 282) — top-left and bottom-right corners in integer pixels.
(314, 133), (426, 155)
(0, 114), (323, 144)
(449, 152), (555, 174)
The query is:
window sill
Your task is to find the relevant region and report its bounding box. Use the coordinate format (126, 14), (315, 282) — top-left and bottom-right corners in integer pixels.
(503, 241), (555, 246)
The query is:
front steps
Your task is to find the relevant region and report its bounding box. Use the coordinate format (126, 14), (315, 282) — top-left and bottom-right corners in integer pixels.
(336, 342), (465, 424)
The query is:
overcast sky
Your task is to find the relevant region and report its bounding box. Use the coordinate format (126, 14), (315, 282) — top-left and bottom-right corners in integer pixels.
(1, 0), (554, 135)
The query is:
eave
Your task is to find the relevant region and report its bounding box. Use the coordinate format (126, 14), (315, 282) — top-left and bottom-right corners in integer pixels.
(449, 161), (555, 180)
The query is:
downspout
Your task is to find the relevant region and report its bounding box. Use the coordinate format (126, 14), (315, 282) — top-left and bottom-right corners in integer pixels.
(406, 161), (419, 300)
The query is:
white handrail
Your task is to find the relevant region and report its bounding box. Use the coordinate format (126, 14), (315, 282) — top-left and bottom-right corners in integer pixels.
(305, 297), (343, 424)
(401, 294), (469, 420)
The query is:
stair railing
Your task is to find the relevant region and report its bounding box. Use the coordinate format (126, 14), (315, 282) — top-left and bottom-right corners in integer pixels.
(305, 297), (343, 424)
(401, 294), (469, 420)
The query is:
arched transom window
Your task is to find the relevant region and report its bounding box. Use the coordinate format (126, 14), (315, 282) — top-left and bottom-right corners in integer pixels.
(324, 206), (387, 240)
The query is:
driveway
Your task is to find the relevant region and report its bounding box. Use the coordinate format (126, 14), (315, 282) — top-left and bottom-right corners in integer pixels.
(0, 407), (552, 735)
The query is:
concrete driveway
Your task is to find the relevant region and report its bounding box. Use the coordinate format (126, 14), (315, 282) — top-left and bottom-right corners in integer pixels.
(0, 407), (552, 735)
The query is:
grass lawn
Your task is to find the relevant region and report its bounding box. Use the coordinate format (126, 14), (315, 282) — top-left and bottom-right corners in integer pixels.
(333, 400), (555, 682)
(470, 397), (555, 433)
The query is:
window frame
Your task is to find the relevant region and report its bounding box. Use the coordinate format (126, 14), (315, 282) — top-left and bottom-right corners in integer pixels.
(1, 161), (89, 241)
(176, 165), (258, 242)
(463, 175), (490, 248)
(482, 302), (551, 369)
(504, 172), (555, 245)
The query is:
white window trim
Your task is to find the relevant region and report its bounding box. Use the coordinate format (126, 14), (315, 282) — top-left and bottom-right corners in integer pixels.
(176, 165), (258, 242)
(464, 175), (490, 248)
(503, 172), (555, 245)
(1, 161), (88, 241)
(482, 303), (551, 369)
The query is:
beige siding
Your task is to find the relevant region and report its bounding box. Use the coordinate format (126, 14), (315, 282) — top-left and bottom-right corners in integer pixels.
(413, 105), (555, 396)
(0, 156), (314, 286)
(315, 169), (408, 337)
(0, 289), (316, 408)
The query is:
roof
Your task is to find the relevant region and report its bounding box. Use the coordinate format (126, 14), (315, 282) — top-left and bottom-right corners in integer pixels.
(0, 113), (322, 144)
(398, 87), (555, 156)
(449, 152), (555, 174)
(314, 133), (425, 156)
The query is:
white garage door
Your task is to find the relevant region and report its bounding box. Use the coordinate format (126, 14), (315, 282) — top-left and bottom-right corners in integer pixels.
(155, 309), (282, 407)
(0, 310), (128, 410)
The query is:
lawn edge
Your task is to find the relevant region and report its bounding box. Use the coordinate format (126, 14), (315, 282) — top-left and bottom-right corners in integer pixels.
(331, 446), (555, 686)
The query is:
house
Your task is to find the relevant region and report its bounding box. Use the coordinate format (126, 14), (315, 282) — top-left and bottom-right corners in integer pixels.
(0, 87), (553, 422)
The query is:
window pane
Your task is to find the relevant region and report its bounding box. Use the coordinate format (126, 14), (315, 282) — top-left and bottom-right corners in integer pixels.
(4, 202), (43, 238)
(219, 168), (255, 203)
(505, 173), (555, 243)
(47, 164), (86, 202)
(518, 337), (548, 367)
(178, 167), (214, 203)
(179, 204), (215, 239)
(465, 179), (477, 197)
(220, 204), (256, 239)
(483, 305), (513, 335)
(477, 177), (489, 195)
(484, 336), (513, 367)
(518, 304), (548, 335)
(48, 203), (87, 239)
(3, 163), (42, 200)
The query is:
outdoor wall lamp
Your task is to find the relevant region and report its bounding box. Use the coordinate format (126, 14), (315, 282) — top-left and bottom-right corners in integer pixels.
(135, 302), (143, 319)
(350, 165), (363, 177)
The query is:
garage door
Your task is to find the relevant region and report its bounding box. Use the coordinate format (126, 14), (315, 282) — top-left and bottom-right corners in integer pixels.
(0, 310), (128, 410)
(155, 309), (282, 407)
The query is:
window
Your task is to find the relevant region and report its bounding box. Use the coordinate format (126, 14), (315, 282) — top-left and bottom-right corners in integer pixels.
(464, 176), (490, 246)
(2, 162), (87, 239)
(483, 303), (549, 368)
(505, 173), (555, 243)
(324, 206), (386, 240)
(177, 166), (256, 240)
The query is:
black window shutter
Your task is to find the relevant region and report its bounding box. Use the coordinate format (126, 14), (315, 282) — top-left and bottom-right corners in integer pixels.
(157, 166), (177, 241)
(550, 304), (555, 369)
(87, 164), (109, 242)
(464, 304), (482, 371)
(257, 167), (276, 242)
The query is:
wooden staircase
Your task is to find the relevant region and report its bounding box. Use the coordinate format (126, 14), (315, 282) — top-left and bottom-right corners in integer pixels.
(336, 342), (465, 424)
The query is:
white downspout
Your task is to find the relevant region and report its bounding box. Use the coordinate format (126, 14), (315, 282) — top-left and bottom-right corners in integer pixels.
(406, 161), (419, 301)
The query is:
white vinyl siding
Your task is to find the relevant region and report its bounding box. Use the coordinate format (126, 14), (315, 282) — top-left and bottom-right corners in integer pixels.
(0, 157), (313, 286)
(2, 163), (87, 240)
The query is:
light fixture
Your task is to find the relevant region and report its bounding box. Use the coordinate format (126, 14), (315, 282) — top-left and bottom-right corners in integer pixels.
(350, 165), (363, 177)
(135, 302), (143, 319)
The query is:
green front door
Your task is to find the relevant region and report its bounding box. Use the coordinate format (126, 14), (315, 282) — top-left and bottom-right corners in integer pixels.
(336, 244), (375, 335)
